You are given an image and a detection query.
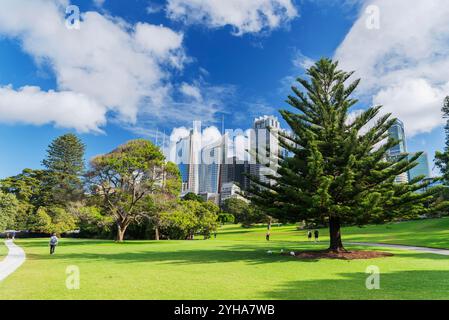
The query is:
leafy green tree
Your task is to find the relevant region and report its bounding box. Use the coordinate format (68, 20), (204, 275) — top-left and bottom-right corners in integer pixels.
(182, 192), (204, 202)
(42, 133), (86, 204)
(48, 207), (77, 234)
(0, 169), (53, 230)
(86, 139), (167, 241)
(68, 203), (114, 238)
(160, 203), (197, 240)
(249, 58), (447, 252)
(28, 207), (53, 233)
(435, 96), (449, 183)
(194, 201), (220, 238)
(218, 213), (235, 224)
(138, 161), (182, 240)
(160, 200), (219, 240)
(0, 190), (19, 231)
(222, 198), (266, 227)
(1, 169), (52, 208)
(28, 206), (77, 235)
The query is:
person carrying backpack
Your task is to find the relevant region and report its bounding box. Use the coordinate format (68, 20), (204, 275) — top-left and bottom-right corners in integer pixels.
(49, 233), (59, 255)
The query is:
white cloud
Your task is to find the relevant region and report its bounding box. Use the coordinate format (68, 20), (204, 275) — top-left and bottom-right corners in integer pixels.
(292, 51), (314, 70)
(0, 85), (106, 133)
(93, 0), (105, 7)
(134, 22), (185, 68)
(373, 79), (449, 135)
(180, 83), (202, 101)
(0, 0), (186, 132)
(166, 0), (298, 35)
(335, 0), (449, 137)
(146, 3), (164, 14)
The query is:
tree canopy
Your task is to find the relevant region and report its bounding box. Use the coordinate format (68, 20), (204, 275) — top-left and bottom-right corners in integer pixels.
(248, 58), (448, 251)
(86, 139), (175, 241)
(42, 133), (86, 204)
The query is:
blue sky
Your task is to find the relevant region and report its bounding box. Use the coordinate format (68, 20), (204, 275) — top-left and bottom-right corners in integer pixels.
(0, 0), (447, 178)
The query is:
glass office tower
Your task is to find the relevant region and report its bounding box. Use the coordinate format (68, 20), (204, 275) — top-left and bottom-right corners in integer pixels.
(408, 152), (431, 181)
(388, 119), (409, 183)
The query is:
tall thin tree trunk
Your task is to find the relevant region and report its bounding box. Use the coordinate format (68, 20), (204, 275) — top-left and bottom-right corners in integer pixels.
(155, 226), (160, 241)
(328, 216), (345, 252)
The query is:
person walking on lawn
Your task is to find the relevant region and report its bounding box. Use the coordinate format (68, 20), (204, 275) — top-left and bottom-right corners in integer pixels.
(49, 233), (59, 255)
(314, 230), (319, 243)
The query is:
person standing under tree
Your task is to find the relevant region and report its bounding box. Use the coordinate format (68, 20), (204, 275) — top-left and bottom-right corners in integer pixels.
(314, 230), (319, 243)
(49, 233), (59, 255)
(307, 230), (312, 241)
(266, 231), (270, 241)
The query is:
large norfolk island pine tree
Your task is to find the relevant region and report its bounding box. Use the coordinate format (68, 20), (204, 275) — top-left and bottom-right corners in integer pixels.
(42, 133), (86, 204)
(249, 58), (447, 252)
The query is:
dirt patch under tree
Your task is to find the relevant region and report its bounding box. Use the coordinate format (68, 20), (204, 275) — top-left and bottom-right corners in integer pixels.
(283, 250), (394, 260)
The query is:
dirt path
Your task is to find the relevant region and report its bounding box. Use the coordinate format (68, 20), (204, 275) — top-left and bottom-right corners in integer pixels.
(346, 242), (449, 256)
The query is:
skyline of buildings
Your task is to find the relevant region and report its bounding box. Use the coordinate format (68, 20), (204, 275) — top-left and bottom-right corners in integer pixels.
(172, 115), (287, 204)
(171, 116), (433, 205)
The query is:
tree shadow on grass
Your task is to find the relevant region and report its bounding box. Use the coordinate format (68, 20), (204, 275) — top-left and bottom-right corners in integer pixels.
(18, 239), (449, 267)
(15, 239), (186, 248)
(263, 270), (449, 300)
(25, 243), (329, 265)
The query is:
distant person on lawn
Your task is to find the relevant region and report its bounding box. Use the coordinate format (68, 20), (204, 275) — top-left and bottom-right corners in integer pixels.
(307, 230), (312, 241)
(266, 231), (270, 241)
(314, 230), (319, 243)
(49, 233), (59, 255)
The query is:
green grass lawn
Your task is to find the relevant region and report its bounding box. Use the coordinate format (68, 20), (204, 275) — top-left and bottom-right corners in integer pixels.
(1, 218), (449, 300)
(218, 217), (449, 249)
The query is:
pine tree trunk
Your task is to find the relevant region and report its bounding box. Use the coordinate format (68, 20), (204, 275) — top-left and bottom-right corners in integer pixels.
(328, 216), (346, 252)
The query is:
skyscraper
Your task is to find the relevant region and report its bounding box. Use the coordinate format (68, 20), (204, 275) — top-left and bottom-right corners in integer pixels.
(387, 119), (409, 183)
(221, 156), (251, 191)
(199, 137), (224, 194)
(388, 119), (407, 155)
(175, 121), (202, 194)
(250, 115), (282, 187)
(408, 152), (431, 181)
